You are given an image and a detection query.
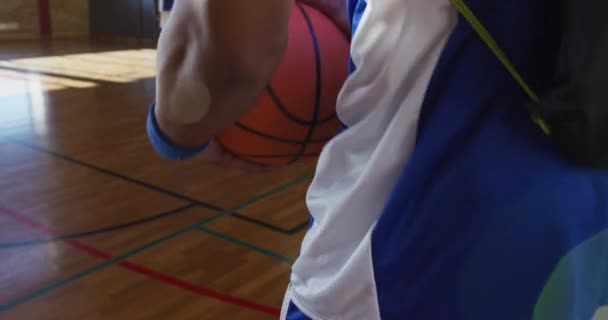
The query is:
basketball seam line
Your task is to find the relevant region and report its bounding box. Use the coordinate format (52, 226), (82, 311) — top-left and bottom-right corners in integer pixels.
(266, 85), (337, 126)
(233, 122), (332, 145)
(292, 2), (323, 163)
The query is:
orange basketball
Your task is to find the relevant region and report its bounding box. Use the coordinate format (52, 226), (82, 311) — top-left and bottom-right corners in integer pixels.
(216, 2), (350, 166)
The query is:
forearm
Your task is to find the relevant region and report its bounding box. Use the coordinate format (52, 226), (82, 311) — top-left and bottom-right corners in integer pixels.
(154, 0), (293, 147)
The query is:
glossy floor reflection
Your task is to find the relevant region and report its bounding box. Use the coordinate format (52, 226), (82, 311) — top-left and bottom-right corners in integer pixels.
(0, 40), (312, 319)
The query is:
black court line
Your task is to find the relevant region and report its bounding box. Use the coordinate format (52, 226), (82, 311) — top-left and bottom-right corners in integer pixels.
(0, 209), (309, 249)
(8, 139), (223, 211)
(230, 213), (291, 234)
(0, 204), (195, 249)
(287, 220), (310, 234)
(197, 226), (295, 265)
(7, 139), (308, 235)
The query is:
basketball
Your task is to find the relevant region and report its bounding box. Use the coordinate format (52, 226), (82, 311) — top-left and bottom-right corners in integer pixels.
(216, 2), (350, 166)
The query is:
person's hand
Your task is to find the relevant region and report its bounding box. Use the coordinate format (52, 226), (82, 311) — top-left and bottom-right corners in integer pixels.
(299, 0), (350, 37)
(198, 139), (280, 173)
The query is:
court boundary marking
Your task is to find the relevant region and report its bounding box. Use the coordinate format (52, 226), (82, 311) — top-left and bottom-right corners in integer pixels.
(0, 174), (309, 312)
(0, 204), (195, 248)
(0, 207), (282, 316)
(0, 203), (308, 249)
(7, 139), (310, 235)
(198, 226), (295, 265)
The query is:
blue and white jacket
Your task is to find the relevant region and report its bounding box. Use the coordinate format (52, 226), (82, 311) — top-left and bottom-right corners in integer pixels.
(281, 0), (608, 319)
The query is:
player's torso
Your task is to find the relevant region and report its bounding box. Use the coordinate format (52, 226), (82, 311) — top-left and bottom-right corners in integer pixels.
(288, 0), (459, 319)
(288, 0), (608, 319)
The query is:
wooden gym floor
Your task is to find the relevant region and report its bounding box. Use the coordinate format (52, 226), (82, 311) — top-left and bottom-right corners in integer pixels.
(0, 40), (314, 319)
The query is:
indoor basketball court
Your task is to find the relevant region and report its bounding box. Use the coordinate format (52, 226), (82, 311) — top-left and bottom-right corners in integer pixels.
(0, 1), (347, 319)
(3, 0), (608, 319)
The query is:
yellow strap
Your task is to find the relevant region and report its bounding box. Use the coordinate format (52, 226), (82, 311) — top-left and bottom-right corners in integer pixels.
(450, 0), (551, 135)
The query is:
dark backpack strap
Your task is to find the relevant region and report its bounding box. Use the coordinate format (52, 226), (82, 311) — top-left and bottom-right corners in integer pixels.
(538, 0), (608, 168)
(452, 0), (608, 169)
(451, 0), (551, 135)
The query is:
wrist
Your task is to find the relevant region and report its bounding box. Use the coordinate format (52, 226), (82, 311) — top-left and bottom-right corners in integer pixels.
(147, 103), (210, 160)
(153, 99), (210, 147)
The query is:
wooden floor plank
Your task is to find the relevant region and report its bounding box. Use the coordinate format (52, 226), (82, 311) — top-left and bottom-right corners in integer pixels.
(0, 241), (99, 303)
(205, 215), (306, 262)
(0, 39), (312, 319)
(79, 207), (216, 255)
(0, 143), (187, 234)
(236, 179), (312, 231)
(129, 232), (291, 308)
(0, 266), (276, 320)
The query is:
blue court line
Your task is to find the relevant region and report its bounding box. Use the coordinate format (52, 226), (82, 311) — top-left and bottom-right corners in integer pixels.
(0, 174), (311, 311)
(198, 226), (295, 265)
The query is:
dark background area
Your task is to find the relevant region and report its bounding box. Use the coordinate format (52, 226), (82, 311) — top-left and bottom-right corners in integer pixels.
(89, 0), (160, 41)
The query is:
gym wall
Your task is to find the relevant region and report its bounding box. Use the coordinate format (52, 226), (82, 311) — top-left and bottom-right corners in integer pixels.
(0, 0), (157, 42)
(0, 0), (89, 40)
(0, 0), (41, 40)
(52, 0), (90, 38)
(89, 0), (159, 41)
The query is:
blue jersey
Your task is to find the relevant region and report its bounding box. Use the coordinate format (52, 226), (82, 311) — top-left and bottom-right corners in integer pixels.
(282, 0), (608, 319)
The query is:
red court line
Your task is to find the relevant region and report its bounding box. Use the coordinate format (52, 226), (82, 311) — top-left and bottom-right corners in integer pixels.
(0, 207), (281, 316)
(37, 0), (52, 36)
